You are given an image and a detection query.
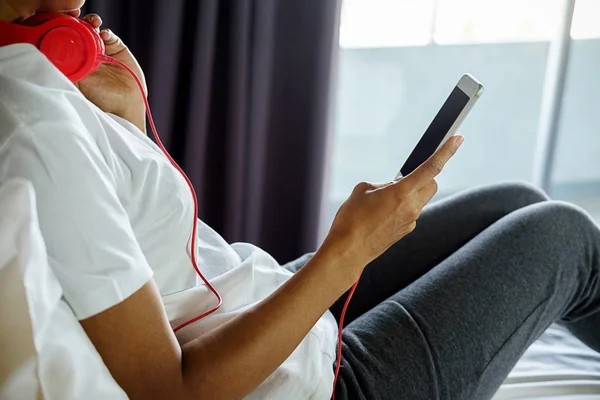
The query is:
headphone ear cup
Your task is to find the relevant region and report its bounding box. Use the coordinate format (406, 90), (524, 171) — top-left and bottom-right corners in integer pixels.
(22, 13), (104, 82)
(84, 20), (105, 62)
(38, 25), (88, 78)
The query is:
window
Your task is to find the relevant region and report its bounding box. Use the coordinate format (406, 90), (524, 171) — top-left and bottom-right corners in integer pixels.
(571, 0), (600, 39)
(340, 0), (435, 48)
(323, 0), (600, 235)
(434, 0), (562, 44)
(340, 0), (600, 49)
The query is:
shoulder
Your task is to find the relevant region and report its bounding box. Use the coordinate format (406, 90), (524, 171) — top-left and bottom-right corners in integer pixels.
(0, 89), (98, 180)
(0, 49), (105, 171)
(0, 61), (114, 196)
(0, 44), (89, 143)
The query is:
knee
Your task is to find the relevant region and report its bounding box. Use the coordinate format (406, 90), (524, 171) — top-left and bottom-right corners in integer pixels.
(497, 181), (549, 205)
(524, 202), (599, 281)
(474, 181), (548, 216)
(530, 201), (596, 240)
(499, 201), (597, 276)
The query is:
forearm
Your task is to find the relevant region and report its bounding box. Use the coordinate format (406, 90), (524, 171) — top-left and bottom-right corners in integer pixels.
(180, 249), (355, 399)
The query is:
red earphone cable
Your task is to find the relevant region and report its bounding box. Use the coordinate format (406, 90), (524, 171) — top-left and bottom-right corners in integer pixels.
(99, 55), (359, 397)
(331, 275), (361, 400)
(97, 55), (222, 332)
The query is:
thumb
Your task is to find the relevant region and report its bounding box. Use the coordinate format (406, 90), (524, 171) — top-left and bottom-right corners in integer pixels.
(100, 29), (127, 56)
(353, 181), (395, 194)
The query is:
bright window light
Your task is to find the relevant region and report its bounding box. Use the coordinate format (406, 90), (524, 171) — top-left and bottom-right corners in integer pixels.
(434, 0), (563, 44)
(339, 0), (435, 48)
(339, 0), (600, 47)
(571, 0), (600, 39)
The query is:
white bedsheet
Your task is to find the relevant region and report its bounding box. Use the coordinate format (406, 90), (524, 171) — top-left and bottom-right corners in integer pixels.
(0, 179), (126, 400)
(494, 324), (600, 399)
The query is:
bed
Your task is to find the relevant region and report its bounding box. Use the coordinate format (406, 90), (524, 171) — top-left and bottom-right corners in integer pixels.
(1, 179), (599, 399)
(494, 323), (600, 399)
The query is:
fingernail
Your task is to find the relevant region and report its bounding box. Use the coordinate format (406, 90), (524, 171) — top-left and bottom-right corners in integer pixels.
(456, 135), (464, 147)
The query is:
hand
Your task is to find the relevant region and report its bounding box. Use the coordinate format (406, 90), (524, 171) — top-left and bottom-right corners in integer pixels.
(74, 14), (148, 133)
(319, 135), (464, 286)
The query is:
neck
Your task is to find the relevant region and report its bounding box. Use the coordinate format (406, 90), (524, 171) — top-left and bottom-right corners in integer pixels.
(0, 1), (29, 22)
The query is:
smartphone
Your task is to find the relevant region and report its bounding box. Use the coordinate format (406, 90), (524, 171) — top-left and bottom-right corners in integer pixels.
(395, 74), (483, 179)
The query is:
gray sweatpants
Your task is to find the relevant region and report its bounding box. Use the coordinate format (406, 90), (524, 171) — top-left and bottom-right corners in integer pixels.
(284, 182), (600, 400)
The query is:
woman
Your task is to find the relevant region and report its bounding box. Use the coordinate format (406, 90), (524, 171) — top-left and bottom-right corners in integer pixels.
(0, 1), (599, 399)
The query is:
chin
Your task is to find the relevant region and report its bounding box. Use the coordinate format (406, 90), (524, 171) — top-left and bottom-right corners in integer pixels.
(39, 0), (86, 12)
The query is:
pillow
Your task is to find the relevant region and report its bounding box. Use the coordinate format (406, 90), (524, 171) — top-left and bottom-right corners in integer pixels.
(0, 179), (127, 400)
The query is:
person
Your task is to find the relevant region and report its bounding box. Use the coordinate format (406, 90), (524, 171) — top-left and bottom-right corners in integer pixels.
(0, 1), (599, 399)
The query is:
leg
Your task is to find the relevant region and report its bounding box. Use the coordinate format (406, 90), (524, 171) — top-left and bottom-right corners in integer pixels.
(329, 181), (548, 323)
(336, 201), (600, 400)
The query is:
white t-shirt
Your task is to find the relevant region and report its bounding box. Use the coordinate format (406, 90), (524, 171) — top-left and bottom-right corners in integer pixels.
(0, 43), (337, 400)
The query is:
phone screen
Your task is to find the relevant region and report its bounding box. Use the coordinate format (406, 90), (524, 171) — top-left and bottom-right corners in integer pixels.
(399, 86), (470, 176)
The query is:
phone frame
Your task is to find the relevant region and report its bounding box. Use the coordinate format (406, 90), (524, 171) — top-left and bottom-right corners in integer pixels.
(395, 73), (483, 179)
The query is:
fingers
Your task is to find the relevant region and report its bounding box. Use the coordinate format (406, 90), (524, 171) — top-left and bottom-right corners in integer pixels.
(79, 14), (127, 56)
(81, 13), (102, 32)
(100, 29), (121, 46)
(100, 29), (127, 56)
(62, 9), (82, 18)
(405, 135), (464, 189)
(353, 181), (392, 194)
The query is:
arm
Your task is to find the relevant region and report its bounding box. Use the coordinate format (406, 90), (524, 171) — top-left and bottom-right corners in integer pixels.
(80, 137), (464, 400)
(82, 249), (350, 400)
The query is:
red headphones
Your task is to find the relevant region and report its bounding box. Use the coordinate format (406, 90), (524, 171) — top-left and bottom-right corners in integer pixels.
(0, 13), (105, 82)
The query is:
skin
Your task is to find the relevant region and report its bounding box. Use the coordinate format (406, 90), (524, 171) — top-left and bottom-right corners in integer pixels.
(74, 14), (148, 133)
(1, 2), (464, 399)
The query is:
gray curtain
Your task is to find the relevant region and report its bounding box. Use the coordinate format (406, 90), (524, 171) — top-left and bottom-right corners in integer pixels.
(82, 0), (341, 262)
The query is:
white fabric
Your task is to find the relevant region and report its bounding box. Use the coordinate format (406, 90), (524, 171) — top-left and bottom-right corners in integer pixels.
(494, 324), (600, 399)
(0, 43), (337, 400)
(0, 179), (127, 400)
